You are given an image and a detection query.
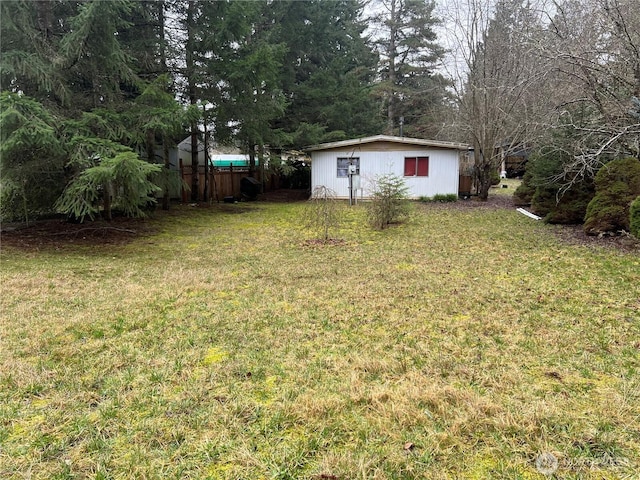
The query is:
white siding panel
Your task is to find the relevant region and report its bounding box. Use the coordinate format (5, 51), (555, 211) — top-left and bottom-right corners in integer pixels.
(311, 148), (459, 199)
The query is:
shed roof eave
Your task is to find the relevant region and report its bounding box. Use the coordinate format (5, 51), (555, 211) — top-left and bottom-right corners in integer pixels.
(305, 135), (470, 152)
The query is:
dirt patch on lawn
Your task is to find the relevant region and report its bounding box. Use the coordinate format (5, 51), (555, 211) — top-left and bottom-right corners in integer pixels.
(259, 189), (309, 202)
(1, 216), (159, 251)
(420, 194), (515, 211)
(0, 201), (260, 251)
(548, 224), (640, 253)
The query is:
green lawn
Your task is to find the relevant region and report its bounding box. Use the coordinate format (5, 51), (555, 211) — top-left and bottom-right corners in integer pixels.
(1, 199), (639, 479)
(493, 178), (522, 195)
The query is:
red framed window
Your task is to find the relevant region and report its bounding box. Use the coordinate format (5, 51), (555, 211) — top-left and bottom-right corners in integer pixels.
(404, 157), (429, 177)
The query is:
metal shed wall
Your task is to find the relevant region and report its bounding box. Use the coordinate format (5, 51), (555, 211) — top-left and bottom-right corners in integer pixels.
(311, 144), (460, 199)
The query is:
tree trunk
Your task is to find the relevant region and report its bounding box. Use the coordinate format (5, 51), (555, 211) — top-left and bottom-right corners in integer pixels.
(158, 1), (171, 211)
(35, 0), (53, 40)
(190, 129), (198, 202)
(158, 1), (167, 76)
(477, 164), (493, 201)
(258, 143), (265, 193)
(203, 118), (209, 202)
(186, 0), (199, 202)
(162, 135), (170, 210)
(474, 139), (495, 201)
(103, 182), (112, 221)
(145, 129), (155, 163)
(249, 145), (256, 177)
(386, 0), (397, 135)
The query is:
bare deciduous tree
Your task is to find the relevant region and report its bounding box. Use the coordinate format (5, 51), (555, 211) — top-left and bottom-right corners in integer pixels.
(443, 0), (553, 200)
(543, 0), (640, 192)
(441, 0), (640, 199)
(306, 186), (343, 242)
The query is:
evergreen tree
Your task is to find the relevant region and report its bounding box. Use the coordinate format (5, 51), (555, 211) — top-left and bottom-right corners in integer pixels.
(54, 151), (161, 222)
(0, 0), (73, 104)
(59, 0), (137, 111)
(130, 76), (189, 210)
(118, 1), (169, 83)
(200, 1), (286, 173)
(514, 106), (601, 223)
(182, 0), (201, 201)
(0, 92), (66, 222)
(371, 0), (448, 136)
(1, 0), (185, 219)
(270, 0), (382, 147)
(523, 148), (595, 224)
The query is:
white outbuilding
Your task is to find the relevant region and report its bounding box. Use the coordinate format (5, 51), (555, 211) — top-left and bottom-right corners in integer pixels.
(306, 135), (469, 199)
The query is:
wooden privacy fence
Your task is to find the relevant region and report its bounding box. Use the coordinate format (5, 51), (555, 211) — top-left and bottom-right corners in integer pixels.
(458, 175), (473, 196)
(180, 161), (280, 202)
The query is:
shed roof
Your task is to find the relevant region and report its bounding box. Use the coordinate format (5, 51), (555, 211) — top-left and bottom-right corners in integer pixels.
(305, 135), (469, 152)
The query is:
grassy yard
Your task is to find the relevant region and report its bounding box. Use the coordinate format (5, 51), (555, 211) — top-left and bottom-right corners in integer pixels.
(1, 198), (639, 479)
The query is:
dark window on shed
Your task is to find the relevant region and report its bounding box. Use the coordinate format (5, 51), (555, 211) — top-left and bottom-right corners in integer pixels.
(337, 157), (360, 177)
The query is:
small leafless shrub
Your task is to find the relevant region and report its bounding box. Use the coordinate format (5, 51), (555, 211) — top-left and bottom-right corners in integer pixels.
(305, 186), (343, 242)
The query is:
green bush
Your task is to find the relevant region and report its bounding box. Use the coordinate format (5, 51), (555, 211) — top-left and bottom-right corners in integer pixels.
(513, 168), (536, 206)
(584, 157), (640, 235)
(367, 174), (410, 229)
(516, 149), (595, 224)
(0, 174), (65, 223)
(418, 194), (457, 203)
(277, 158), (311, 189)
(432, 193), (458, 203)
(630, 196), (640, 238)
(533, 179), (595, 224)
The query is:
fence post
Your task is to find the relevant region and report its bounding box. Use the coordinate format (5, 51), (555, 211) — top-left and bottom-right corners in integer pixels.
(179, 158), (187, 203)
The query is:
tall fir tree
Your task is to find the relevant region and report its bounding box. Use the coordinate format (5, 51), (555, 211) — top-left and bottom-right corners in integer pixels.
(269, 0), (382, 147)
(59, 0), (137, 111)
(199, 1), (286, 172)
(371, 0), (448, 136)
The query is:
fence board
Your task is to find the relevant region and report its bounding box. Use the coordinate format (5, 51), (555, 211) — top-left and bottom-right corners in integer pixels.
(179, 161), (280, 202)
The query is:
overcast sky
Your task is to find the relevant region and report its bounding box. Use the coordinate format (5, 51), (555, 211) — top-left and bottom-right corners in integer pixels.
(435, 0), (555, 81)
